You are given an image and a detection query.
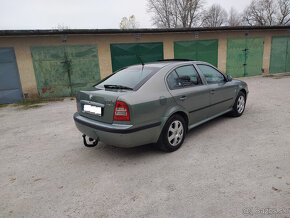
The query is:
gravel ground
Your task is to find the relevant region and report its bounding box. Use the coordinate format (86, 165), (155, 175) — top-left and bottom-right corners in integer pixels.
(1, 75), (290, 218)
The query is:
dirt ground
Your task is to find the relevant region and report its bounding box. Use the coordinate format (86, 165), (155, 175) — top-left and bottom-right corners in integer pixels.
(1, 75), (290, 218)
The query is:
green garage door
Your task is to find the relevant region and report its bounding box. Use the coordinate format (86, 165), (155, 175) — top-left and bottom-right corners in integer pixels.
(31, 45), (100, 98)
(110, 42), (163, 72)
(174, 39), (218, 66)
(227, 37), (264, 77)
(270, 36), (290, 74)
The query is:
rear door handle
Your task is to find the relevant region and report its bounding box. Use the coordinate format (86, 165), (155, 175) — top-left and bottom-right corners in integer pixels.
(179, 96), (187, 101)
(210, 90), (215, 94)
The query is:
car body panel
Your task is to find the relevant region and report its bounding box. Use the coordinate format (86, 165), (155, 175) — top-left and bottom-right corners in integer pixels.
(74, 113), (161, 147)
(206, 82), (236, 116)
(168, 85), (211, 124)
(73, 61), (249, 148)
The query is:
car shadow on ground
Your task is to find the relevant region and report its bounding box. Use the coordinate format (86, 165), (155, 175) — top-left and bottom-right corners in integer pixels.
(87, 115), (233, 159)
(185, 115), (233, 138)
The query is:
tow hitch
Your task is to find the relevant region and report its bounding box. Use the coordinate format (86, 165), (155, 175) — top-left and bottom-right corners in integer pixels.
(82, 134), (99, 147)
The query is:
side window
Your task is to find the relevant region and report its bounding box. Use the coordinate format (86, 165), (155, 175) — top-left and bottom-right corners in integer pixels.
(175, 65), (200, 86)
(167, 65), (201, 89)
(197, 65), (225, 84)
(167, 71), (181, 89)
(167, 65), (202, 89)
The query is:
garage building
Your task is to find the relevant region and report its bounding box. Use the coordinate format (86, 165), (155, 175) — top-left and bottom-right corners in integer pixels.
(0, 26), (289, 103)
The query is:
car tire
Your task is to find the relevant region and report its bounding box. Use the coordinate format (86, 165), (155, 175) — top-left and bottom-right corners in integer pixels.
(228, 91), (246, 117)
(158, 114), (186, 152)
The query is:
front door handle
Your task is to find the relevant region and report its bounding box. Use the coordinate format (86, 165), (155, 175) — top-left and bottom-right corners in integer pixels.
(179, 96), (187, 101)
(210, 90), (215, 94)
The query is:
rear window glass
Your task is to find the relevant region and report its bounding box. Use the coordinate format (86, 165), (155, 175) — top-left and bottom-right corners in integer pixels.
(96, 66), (160, 90)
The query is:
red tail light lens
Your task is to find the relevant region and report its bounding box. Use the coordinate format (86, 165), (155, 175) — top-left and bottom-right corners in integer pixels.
(114, 101), (130, 121)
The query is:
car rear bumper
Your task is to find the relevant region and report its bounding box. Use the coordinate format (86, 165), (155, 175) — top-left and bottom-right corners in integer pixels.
(73, 112), (161, 148)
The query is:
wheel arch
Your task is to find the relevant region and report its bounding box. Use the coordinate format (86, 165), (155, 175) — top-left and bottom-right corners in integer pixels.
(239, 88), (247, 99)
(157, 109), (189, 152)
(161, 106), (189, 132)
(171, 111), (189, 132)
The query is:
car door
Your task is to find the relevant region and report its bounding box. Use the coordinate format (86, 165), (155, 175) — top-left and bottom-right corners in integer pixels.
(196, 64), (236, 117)
(166, 65), (210, 125)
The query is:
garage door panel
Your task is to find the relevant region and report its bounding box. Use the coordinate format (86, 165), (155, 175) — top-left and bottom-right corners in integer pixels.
(67, 45), (101, 91)
(110, 42), (163, 72)
(31, 46), (65, 61)
(33, 61), (69, 86)
(174, 39), (218, 66)
(226, 66), (244, 78)
(0, 63), (21, 90)
(139, 53), (163, 63)
(66, 45), (99, 59)
(174, 50), (196, 60)
(227, 37), (264, 77)
(226, 39), (245, 77)
(39, 84), (72, 98)
(198, 40), (218, 50)
(111, 44), (137, 55)
(111, 55), (139, 71)
(174, 41), (197, 60)
(70, 59), (100, 85)
(32, 60), (71, 98)
(286, 38), (290, 72)
(228, 38), (245, 50)
(0, 89), (23, 104)
(246, 38), (264, 76)
(31, 45), (100, 98)
(197, 50), (217, 67)
(137, 43), (163, 54)
(0, 48), (16, 63)
(269, 37), (288, 74)
(0, 47), (23, 104)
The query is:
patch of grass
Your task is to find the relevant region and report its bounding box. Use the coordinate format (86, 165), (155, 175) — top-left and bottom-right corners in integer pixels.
(17, 104), (43, 110)
(263, 74), (274, 77)
(0, 104), (8, 108)
(13, 98), (64, 110)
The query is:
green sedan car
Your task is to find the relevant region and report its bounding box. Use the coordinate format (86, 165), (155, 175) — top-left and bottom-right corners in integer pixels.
(74, 60), (248, 152)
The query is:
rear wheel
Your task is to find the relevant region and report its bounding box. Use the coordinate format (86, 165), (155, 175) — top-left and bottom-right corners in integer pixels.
(158, 115), (186, 152)
(228, 91), (246, 117)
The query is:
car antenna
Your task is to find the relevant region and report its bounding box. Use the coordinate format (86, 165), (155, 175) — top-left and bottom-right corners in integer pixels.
(136, 55), (145, 70)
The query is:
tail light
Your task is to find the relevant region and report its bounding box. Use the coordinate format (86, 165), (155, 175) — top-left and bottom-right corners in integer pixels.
(114, 101), (130, 121)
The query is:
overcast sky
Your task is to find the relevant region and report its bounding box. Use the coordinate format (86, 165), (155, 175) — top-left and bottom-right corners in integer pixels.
(0, 0), (252, 30)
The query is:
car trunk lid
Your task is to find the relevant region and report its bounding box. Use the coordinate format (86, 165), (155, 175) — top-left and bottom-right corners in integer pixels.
(77, 88), (131, 124)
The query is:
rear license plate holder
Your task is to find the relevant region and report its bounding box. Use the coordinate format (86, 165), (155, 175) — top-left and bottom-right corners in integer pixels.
(83, 104), (102, 116)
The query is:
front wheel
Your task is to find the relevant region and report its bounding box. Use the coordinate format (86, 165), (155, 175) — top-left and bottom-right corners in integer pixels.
(158, 115), (186, 152)
(228, 91), (246, 117)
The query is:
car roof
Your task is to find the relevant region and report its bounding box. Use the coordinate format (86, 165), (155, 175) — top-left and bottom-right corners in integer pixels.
(129, 60), (210, 69)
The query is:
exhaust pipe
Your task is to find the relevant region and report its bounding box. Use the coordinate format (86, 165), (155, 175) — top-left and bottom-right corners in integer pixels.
(82, 134), (99, 147)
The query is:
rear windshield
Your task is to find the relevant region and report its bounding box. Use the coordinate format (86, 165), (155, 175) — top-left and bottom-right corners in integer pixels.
(95, 66), (160, 90)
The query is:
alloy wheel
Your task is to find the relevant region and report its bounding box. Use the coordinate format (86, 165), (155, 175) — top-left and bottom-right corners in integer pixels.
(237, 95), (245, 114)
(167, 120), (184, 146)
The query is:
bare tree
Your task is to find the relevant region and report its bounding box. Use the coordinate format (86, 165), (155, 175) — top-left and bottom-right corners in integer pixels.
(147, 0), (176, 28)
(227, 7), (243, 26)
(243, 0), (290, 25)
(120, 15), (139, 29)
(277, 0), (290, 25)
(147, 0), (204, 28)
(175, 0), (204, 27)
(202, 4), (228, 27)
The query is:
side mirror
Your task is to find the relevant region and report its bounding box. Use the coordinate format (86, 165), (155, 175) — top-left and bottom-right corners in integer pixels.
(226, 75), (232, 82)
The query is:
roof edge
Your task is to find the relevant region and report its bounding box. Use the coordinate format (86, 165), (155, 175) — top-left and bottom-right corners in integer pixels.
(0, 26), (290, 36)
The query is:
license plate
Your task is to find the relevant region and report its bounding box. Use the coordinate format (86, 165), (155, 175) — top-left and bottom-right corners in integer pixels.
(83, 104), (102, 116)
